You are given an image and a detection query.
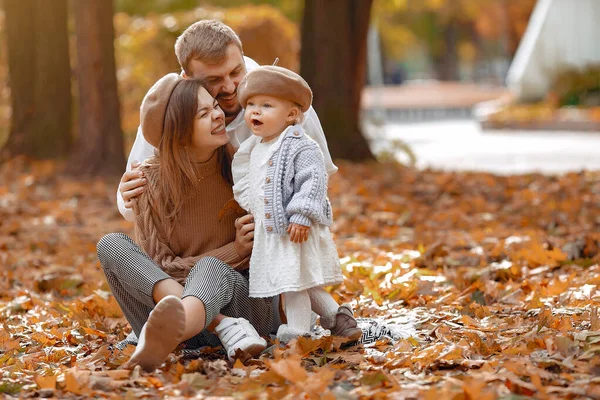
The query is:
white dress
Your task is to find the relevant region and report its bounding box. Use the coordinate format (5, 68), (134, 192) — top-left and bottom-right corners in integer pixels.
(232, 133), (343, 298)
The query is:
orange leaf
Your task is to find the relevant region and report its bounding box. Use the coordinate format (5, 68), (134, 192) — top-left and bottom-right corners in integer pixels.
(35, 375), (56, 390)
(463, 378), (495, 400)
(461, 314), (479, 328)
(266, 353), (308, 384)
(103, 370), (131, 380)
(218, 198), (246, 221)
(64, 369), (90, 395)
(593, 308), (600, 331)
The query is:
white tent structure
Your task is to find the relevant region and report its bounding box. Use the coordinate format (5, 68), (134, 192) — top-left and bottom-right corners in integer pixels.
(506, 0), (600, 101)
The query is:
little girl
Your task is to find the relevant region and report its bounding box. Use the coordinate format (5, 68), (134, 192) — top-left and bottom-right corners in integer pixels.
(232, 66), (362, 342)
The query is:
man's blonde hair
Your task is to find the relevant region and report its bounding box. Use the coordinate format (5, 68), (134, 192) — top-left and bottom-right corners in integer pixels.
(175, 20), (243, 75)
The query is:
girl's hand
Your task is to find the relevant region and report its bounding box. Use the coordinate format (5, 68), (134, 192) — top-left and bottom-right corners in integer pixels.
(287, 223), (310, 243)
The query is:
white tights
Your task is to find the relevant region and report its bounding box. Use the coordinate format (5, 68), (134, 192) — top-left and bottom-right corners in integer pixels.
(283, 287), (339, 333)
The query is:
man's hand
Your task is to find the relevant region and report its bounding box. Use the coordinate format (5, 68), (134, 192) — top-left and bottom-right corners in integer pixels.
(234, 214), (255, 258)
(120, 161), (146, 209)
(287, 223), (310, 243)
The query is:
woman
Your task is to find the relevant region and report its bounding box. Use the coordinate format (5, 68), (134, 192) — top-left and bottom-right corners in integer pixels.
(97, 73), (273, 371)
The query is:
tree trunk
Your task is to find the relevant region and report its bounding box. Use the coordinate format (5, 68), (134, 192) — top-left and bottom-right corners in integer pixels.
(300, 0), (374, 161)
(432, 20), (460, 81)
(468, 21), (486, 82)
(2, 0), (71, 160)
(68, 0), (125, 176)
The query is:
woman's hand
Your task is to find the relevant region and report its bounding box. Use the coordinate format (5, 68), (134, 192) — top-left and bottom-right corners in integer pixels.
(234, 214), (255, 258)
(287, 223), (310, 243)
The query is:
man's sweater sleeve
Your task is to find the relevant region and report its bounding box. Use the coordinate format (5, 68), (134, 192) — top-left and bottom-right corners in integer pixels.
(302, 106), (338, 176)
(286, 142), (329, 227)
(117, 125), (156, 221)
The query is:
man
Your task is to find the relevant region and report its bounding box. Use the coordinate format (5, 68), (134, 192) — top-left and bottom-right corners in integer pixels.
(117, 20), (336, 220)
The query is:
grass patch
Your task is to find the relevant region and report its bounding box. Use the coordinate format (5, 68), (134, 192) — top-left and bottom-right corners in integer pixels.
(0, 381), (22, 395)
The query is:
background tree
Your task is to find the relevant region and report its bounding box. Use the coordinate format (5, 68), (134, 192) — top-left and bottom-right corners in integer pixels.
(373, 0), (537, 81)
(116, 0), (303, 22)
(69, 0), (125, 176)
(300, 0), (374, 161)
(1, 0), (71, 160)
(111, 4), (300, 137)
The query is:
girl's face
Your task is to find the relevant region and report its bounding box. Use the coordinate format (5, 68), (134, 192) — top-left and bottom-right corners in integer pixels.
(190, 87), (228, 152)
(244, 95), (299, 142)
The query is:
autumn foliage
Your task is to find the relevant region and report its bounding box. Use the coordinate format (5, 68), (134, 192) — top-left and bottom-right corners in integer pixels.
(2, 156), (600, 398)
(374, 0), (537, 81)
(113, 5), (299, 138)
(0, 5), (298, 149)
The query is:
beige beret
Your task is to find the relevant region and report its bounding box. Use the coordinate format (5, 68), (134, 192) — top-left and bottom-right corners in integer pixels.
(237, 66), (312, 113)
(140, 73), (184, 148)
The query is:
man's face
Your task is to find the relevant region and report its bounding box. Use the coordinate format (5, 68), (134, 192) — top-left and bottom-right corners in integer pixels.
(187, 44), (246, 121)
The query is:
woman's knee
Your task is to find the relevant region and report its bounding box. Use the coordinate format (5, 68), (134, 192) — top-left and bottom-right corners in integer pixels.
(185, 257), (237, 291)
(183, 258), (238, 321)
(96, 232), (131, 269)
(191, 257), (232, 278)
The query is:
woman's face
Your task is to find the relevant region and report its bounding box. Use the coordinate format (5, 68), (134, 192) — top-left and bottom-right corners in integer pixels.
(190, 87), (228, 152)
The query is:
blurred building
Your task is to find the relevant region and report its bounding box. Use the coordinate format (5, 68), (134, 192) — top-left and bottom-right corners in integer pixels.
(507, 0), (600, 101)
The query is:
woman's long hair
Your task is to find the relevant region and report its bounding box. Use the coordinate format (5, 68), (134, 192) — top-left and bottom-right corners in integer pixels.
(148, 79), (232, 236)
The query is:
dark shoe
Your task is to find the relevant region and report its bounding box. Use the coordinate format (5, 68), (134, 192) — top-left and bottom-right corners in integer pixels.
(322, 304), (362, 341)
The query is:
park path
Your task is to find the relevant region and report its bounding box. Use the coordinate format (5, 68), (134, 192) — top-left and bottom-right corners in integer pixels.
(373, 119), (600, 174)
(362, 83), (599, 174)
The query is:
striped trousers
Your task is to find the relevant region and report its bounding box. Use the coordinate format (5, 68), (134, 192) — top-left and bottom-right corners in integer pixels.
(96, 233), (274, 349)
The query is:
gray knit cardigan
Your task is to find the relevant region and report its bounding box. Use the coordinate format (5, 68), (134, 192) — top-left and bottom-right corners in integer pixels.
(233, 125), (333, 235)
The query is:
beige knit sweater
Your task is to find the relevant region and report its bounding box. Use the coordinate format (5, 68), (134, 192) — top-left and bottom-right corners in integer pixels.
(132, 151), (248, 284)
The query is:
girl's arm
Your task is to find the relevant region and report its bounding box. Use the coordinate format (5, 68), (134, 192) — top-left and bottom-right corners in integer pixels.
(286, 142), (329, 228)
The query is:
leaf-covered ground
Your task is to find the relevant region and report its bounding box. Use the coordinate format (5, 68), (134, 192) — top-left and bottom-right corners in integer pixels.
(2, 157), (600, 399)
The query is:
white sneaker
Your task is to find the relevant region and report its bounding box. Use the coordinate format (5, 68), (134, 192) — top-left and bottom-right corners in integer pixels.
(125, 295), (185, 371)
(214, 317), (267, 362)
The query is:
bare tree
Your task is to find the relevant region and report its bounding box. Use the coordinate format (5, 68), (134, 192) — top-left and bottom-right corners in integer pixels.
(300, 0), (374, 161)
(2, 0), (71, 160)
(69, 0), (125, 176)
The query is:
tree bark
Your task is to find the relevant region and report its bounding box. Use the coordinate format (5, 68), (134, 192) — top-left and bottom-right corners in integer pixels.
(300, 0), (374, 161)
(432, 20), (460, 81)
(68, 0), (125, 176)
(2, 0), (71, 160)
